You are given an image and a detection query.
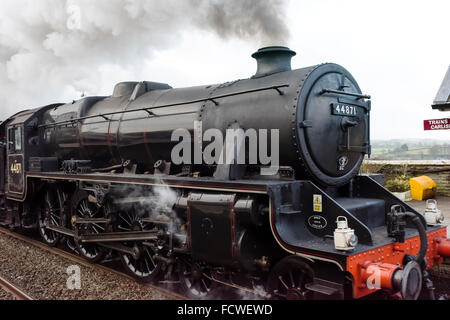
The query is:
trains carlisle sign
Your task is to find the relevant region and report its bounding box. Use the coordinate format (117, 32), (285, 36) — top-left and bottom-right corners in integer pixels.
(424, 118), (450, 131)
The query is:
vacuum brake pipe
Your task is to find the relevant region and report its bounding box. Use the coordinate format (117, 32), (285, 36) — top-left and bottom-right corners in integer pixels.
(404, 212), (428, 265)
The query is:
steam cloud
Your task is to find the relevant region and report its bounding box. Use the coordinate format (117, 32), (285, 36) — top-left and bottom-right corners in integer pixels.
(0, 0), (290, 118)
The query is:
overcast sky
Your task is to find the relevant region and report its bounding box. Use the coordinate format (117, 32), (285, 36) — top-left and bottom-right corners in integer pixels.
(0, 0), (448, 141)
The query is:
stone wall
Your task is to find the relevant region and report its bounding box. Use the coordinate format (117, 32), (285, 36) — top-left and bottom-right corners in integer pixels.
(361, 160), (450, 196)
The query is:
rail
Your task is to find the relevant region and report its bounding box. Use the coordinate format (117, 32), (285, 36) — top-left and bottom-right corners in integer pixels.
(0, 275), (33, 300)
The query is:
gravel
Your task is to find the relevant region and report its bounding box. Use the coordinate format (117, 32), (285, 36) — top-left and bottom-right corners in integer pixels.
(432, 275), (450, 299)
(0, 233), (175, 300)
(0, 288), (14, 300)
(431, 263), (450, 298)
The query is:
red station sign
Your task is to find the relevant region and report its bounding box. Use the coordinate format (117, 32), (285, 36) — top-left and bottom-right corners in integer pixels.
(424, 118), (450, 131)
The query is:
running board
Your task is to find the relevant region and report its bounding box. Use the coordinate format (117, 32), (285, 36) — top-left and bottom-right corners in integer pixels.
(99, 243), (139, 257)
(45, 224), (75, 237)
(44, 224), (158, 244)
(305, 279), (343, 297)
(80, 231), (158, 243)
(73, 217), (111, 225)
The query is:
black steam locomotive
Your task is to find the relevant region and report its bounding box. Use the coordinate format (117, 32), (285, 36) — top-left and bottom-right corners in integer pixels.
(0, 46), (449, 300)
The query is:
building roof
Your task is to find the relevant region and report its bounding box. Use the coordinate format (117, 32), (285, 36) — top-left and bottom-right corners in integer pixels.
(433, 65), (450, 111)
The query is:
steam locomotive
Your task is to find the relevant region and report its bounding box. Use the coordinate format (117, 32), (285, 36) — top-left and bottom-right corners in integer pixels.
(0, 46), (449, 300)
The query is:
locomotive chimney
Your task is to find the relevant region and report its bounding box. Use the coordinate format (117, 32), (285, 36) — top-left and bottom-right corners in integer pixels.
(252, 46), (296, 78)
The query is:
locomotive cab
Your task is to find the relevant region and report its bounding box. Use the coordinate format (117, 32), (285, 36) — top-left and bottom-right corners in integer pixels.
(0, 122), (6, 217)
(6, 122), (26, 199)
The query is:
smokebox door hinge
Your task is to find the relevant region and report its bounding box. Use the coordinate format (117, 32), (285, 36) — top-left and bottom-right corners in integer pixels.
(299, 120), (313, 128)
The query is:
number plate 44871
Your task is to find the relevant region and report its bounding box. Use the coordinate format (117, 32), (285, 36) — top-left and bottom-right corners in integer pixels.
(331, 103), (358, 117)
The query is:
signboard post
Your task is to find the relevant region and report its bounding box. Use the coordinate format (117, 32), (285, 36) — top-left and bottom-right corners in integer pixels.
(424, 118), (450, 131)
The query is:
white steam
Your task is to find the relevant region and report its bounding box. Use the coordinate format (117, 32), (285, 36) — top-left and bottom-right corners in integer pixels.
(114, 182), (178, 219)
(151, 183), (178, 218)
(0, 0), (290, 118)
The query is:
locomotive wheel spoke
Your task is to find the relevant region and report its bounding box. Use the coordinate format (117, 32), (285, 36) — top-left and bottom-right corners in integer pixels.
(93, 223), (105, 231)
(91, 223), (104, 234)
(267, 256), (314, 300)
(279, 276), (289, 290)
(144, 248), (157, 268)
(201, 279), (209, 292)
(50, 215), (59, 225)
(72, 190), (106, 263)
(121, 249), (161, 281)
(179, 259), (217, 299)
(116, 210), (162, 282)
(38, 186), (62, 247)
(144, 256), (151, 273)
(119, 213), (132, 227)
(118, 214), (133, 230)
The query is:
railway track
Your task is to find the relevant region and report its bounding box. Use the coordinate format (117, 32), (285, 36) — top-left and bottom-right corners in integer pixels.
(0, 226), (185, 300)
(0, 275), (33, 300)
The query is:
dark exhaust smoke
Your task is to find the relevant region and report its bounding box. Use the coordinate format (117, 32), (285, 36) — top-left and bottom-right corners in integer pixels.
(196, 0), (290, 45)
(0, 0), (290, 117)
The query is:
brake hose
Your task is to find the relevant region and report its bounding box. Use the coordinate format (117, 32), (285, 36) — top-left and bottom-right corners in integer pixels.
(404, 212), (428, 265)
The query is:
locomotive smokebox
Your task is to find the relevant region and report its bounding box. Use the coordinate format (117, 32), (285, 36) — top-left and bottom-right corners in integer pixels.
(252, 46), (296, 78)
